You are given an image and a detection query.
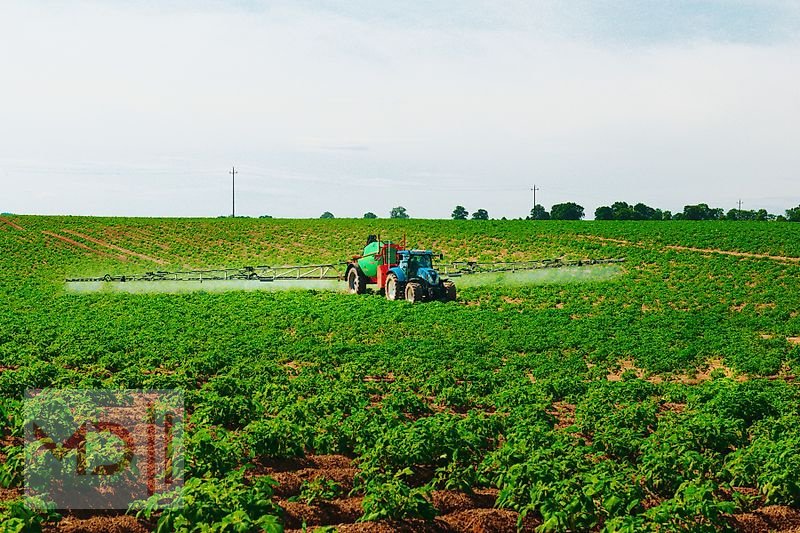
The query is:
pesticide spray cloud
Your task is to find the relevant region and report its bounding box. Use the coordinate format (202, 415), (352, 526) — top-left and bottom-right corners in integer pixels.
(65, 279), (345, 294)
(65, 265), (621, 294)
(453, 265), (622, 288)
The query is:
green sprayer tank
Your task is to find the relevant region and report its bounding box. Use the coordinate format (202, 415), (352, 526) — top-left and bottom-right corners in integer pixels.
(356, 241), (397, 278)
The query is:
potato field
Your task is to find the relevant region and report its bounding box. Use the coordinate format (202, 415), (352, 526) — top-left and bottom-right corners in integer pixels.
(1, 215), (800, 532)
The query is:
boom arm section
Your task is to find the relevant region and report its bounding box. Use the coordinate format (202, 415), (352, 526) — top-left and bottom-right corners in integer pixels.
(66, 263), (347, 283)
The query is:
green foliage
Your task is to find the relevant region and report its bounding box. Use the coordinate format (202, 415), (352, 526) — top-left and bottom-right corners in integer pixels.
(135, 469), (281, 533)
(451, 206), (468, 220)
(0, 498), (60, 533)
(291, 477), (343, 504)
(390, 206), (409, 219)
(4, 216), (800, 528)
(320, 212), (335, 219)
(550, 202), (584, 220)
(529, 204), (550, 220)
(470, 209), (489, 220)
(363, 212), (378, 219)
(360, 468), (436, 522)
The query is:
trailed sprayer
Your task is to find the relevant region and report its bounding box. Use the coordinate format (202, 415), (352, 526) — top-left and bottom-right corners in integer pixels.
(345, 235), (456, 302)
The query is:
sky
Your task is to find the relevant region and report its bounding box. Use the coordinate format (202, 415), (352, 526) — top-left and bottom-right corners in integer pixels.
(1, 0), (799, 219)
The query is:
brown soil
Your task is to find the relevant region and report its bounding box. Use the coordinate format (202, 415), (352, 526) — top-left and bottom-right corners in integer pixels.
(46, 514), (148, 533)
(607, 359), (645, 381)
(441, 508), (539, 532)
(731, 505), (800, 533)
(41, 231), (123, 260)
(788, 337), (800, 346)
(549, 401), (576, 429)
(677, 357), (736, 385)
(61, 230), (166, 265)
(0, 216), (25, 230)
(259, 455), (538, 532)
(579, 235), (632, 246)
(0, 487), (21, 501)
(363, 373), (396, 383)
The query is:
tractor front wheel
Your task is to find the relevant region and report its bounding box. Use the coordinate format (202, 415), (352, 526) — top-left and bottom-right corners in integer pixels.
(347, 267), (367, 294)
(405, 282), (423, 303)
(442, 280), (457, 301)
(385, 274), (404, 301)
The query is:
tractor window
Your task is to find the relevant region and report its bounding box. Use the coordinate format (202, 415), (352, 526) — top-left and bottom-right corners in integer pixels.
(408, 255), (432, 275)
(417, 255), (432, 269)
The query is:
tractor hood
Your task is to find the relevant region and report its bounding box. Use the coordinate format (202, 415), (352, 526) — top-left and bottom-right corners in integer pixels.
(416, 267), (439, 286)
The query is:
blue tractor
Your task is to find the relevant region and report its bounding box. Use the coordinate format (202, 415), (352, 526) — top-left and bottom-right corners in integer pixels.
(384, 249), (457, 302)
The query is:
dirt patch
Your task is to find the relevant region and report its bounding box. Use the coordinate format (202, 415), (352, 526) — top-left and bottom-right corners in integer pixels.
(441, 508), (539, 532)
(281, 497), (364, 529)
(430, 489), (498, 515)
(659, 402), (686, 415)
(261, 456), (536, 532)
(607, 359), (645, 381)
(549, 402), (576, 429)
(788, 337), (800, 346)
(61, 230), (166, 265)
(0, 487), (21, 501)
(731, 505), (800, 533)
(579, 235), (632, 246)
(252, 454), (358, 499)
(46, 514), (148, 533)
(0, 217), (25, 231)
(501, 296), (524, 305)
(42, 231), (123, 260)
(364, 373), (396, 383)
(676, 357), (736, 385)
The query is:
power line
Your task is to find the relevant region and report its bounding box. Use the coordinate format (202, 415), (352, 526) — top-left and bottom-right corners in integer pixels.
(530, 184), (540, 212)
(229, 166), (238, 217)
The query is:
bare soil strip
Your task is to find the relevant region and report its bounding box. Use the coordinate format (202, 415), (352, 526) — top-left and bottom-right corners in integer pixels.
(731, 505), (800, 533)
(0, 217), (25, 231)
(578, 234), (800, 264)
(41, 231), (123, 260)
(61, 230), (167, 265)
(257, 454), (540, 532)
(666, 245), (800, 263)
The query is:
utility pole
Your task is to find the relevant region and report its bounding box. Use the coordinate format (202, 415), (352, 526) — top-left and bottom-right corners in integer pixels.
(229, 166), (238, 217)
(531, 185), (540, 213)
(737, 199), (743, 212)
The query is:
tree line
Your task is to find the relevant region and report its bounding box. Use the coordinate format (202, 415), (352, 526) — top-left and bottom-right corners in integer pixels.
(262, 202), (800, 221)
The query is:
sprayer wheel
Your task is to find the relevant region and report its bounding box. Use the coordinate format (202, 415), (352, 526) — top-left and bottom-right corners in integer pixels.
(385, 274), (404, 301)
(347, 267), (367, 294)
(405, 282), (423, 303)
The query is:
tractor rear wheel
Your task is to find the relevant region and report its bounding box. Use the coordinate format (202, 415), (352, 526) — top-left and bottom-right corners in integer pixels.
(385, 274), (404, 301)
(347, 267), (367, 294)
(442, 280), (457, 301)
(405, 282), (423, 303)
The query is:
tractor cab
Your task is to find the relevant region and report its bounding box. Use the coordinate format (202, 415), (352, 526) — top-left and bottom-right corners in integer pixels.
(396, 250), (438, 285)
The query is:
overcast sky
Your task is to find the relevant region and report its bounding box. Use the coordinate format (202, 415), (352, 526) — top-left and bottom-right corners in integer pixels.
(1, 0), (799, 219)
